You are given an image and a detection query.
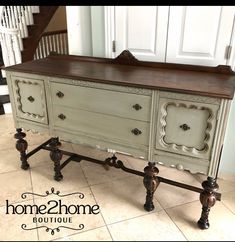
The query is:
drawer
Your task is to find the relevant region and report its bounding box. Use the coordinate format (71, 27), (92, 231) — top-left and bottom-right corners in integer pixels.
(155, 97), (219, 159)
(52, 105), (149, 146)
(50, 82), (151, 122)
(11, 76), (48, 124)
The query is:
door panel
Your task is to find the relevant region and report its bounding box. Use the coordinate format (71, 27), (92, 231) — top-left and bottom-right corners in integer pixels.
(166, 6), (235, 66)
(114, 6), (169, 62)
(155, 94), (220, 159)
(11, 75), (48, 124)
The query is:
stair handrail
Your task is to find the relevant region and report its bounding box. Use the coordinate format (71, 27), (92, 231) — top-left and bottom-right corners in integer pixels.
(0, 6), (39, 70)
(34, 29), (68, 60)
(0, 27), (21, 78)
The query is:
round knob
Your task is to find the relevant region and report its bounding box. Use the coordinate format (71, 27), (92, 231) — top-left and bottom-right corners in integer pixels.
(58, 114), (66, 120)
(27, 96), (35, 102)
(179, 123), (190, 131)
(132, 104), (142, 111)
(131, 128), (142, 135)
(176, 164), (184, 171)
(56, 91), (64, 98)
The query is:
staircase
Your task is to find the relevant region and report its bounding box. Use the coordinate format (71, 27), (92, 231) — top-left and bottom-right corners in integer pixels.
(0, 6), (59, 114)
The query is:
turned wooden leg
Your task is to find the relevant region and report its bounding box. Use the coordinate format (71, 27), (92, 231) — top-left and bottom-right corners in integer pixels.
(14, 128), (29, 170)
(143, 162), (160, 211)
(49, 138), (63, 181)
(48, 137), (61, 147)
(197, 177), (218, 229)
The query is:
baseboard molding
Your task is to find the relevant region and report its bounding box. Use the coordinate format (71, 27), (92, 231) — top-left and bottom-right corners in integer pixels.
(218, 171), (235, 182)
(0, 85), (9, 95)
(3, 103), (12, 114)
(0, 94), (10, 104)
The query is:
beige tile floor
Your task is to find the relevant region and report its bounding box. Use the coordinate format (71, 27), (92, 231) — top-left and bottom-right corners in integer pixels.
(0, 114), (235, 241)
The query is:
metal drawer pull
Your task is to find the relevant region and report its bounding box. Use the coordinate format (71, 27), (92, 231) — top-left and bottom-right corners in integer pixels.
(180, 123), (190, 131)
(27, 96), (35, 102)
(131, 128), (142, 135)
(132, 103), (142, 110)
(56, 91), (64, 98)
(58, 114), (66, 120)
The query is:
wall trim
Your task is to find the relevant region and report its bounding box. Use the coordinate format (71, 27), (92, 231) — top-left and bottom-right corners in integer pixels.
(104, 6), (115, 58)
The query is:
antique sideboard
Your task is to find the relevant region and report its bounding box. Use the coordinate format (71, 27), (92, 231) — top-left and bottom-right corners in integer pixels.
(4, 50), (235, 229)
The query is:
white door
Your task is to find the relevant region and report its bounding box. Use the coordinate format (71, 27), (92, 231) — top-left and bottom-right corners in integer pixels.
(113, 6), (169, 62)
(166, 6), (235, 66)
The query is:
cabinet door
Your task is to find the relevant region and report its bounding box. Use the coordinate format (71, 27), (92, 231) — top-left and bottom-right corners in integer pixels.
(166, 6), (235, 66)
(114, 6), (169, 62)
(155, 92), (220, 160)
(11, 75), (48, 124)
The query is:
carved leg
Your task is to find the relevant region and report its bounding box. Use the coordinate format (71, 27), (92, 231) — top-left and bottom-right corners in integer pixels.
(143, 162), (160, 211)
(197, 177), (218, 229)
(14, 128), (29, 170)
(49, 138), (63, 181)
(48, 137), (61, 147)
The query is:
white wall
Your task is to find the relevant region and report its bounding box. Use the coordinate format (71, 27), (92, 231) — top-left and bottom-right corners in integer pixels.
(65, 6), (235, 178)
(219, 25), (235, 180)
(66, 6), (92, 56)
(90, 6), (105, 57)
(66, 6), (106, 57)
(220, 98), (235, 179)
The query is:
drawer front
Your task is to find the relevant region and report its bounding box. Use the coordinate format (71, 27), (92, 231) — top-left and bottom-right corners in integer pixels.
(155, 97), (219, 159)
(50, 82), (151, 122)
(11, 76), (48, 124)
(52, 105), (149, 146)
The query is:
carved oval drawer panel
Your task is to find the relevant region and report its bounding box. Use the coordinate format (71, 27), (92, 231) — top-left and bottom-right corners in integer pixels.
(50, 82), (151, 122)
(52, 105), (149, 147)
(11, 76), (48, 124)
(155, 97), (219, 159)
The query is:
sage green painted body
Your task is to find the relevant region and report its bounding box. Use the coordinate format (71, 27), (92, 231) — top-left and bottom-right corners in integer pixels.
(5, 71), (231, 177)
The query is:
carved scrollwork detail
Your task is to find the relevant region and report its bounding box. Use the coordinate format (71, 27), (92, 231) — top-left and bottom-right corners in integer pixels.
(69, 79), (151, 95)
(111, 50), (139, 65)
(103, 155), (124, 169)
(50, 78), (151, 96)
(14, 79), (46, 120)
(159, 102), (214, 155)
(159, 91), (221, 105)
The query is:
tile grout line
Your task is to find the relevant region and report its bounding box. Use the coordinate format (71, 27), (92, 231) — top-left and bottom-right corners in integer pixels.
(2, 128), (235, 240)
(29, 142), (89, 241)
(48, 144), (114, 241)
(28, 155), (101, 241)
(89, 185), (114, 242)
(164, 207), (189, 241)
(78, 156), (114, 242)
(86, 169), (140, 188)
(0, 197), (34, 208)
(101, 198), (203, 231)
(29, 166), (40, 241)
(83, 158), (167, 237)
(103, 209), (164, 228)
(50, 225), (109, 241)
(157, 197), (200, 211)
(0, 168), (26, 176)
(221, 200), (235, 215)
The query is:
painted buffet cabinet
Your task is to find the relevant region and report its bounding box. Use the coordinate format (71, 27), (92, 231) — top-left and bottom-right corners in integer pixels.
(5, 51), (235, 229)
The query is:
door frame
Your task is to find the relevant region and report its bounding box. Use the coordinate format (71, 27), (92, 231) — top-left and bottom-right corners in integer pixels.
(104, 6), (115, 58)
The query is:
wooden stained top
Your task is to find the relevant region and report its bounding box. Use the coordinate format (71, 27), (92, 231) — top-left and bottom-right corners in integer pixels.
(5, 50), (235, 99)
